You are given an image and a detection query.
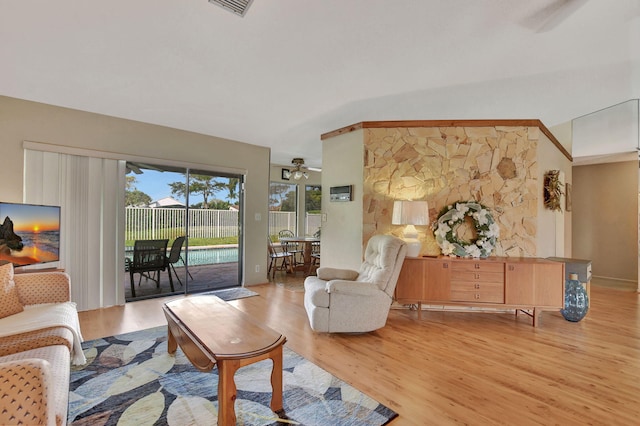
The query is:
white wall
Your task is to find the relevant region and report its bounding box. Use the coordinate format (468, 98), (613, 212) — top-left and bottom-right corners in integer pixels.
(572, 100), (639, 157)
(572, 160), (638, 283)
(321, 130), (364, 270)
(0, 96), (271, 305)
(549, 121), (573, 154)
(571, 99), (639, 287)
(536, 130), (573, 258)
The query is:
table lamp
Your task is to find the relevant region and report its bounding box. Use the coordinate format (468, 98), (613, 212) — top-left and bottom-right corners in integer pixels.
(392, 200), (429, 257)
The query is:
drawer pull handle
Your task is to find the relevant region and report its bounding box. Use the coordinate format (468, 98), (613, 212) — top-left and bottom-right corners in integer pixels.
(474, 264), (480, 269)
(474, 273), (480, 280)
(474, 283), (480, 289)
(475, 294), (481, 299)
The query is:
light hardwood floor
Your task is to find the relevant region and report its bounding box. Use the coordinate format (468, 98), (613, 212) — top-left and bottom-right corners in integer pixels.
(78, 274), (640, 425)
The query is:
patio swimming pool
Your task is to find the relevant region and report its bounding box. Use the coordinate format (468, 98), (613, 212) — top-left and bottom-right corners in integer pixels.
(125, 245), (238, 267)
(184, 246), (238, 266)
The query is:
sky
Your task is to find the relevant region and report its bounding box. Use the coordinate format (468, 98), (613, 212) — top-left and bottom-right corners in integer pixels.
(132, 170), (185, 203)
(129, 169), (233, 205)
(0, 203), (60, 232)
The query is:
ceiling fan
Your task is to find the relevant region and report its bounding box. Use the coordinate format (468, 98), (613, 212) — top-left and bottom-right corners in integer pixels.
(283, 158), (321, 180)
(521, 0), (589, 33)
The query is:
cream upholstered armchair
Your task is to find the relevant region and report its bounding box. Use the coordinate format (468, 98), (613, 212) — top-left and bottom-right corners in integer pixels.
(303, 234), (407, 332)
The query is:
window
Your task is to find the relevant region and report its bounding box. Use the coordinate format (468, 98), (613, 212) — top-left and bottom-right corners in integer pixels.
(269, 182), (297, 238)
(305, 185), (321, 236)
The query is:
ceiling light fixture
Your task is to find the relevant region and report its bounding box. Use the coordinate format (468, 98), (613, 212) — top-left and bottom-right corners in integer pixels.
(283, 158), (309, 180)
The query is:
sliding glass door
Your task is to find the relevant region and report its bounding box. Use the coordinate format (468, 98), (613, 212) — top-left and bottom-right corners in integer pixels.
(183, 168), (242, 294)
(124, 162), (242, 301)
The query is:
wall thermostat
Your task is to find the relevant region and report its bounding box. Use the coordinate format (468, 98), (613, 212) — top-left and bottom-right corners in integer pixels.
(330, 185), (353, 202)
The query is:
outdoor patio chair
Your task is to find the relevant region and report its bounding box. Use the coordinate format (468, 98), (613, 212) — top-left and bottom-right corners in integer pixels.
(127, 239), (173, 298)
(166, 236), (193, 287)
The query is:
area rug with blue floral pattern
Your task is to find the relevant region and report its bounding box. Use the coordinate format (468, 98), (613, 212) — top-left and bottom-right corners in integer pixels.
(68, 326), (398, 425)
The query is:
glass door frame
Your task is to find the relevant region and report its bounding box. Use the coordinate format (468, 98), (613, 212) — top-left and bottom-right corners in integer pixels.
(182, 168), (244, 294)
(125, 161), (244, 300)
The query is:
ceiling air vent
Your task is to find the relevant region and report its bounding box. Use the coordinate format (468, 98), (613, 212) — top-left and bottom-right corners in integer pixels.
(208, 0), (254, 17)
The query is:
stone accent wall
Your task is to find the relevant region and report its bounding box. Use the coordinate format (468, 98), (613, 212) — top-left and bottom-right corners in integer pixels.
(363, 126), (540, 257)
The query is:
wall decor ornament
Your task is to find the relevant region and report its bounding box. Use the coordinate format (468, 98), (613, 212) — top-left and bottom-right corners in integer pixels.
(433, 201), (499, 258)
(543, 170), (564, 211)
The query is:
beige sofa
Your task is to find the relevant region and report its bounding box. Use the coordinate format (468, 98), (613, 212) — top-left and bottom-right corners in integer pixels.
(0, 263), (85, 426)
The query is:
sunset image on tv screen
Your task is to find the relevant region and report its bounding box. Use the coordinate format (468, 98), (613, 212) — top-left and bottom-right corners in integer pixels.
(0, 203), (60, 267)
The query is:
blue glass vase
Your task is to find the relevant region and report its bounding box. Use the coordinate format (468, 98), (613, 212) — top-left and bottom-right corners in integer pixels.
(561, 276), (589, 322)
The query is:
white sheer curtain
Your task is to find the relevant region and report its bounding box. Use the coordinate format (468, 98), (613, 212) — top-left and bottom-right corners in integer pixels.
(24, 149), (126, 311)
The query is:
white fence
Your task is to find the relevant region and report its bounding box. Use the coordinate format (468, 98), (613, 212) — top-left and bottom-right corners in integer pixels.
(125, 207), (320, 241)
(305, 213), (321, 236)
(269, 211), (321, 237)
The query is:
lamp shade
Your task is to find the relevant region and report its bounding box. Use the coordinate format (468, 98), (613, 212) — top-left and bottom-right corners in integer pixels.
(392, 200), (429, 225)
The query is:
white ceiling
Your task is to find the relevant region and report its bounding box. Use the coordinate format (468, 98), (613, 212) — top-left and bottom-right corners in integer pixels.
(1, 0), (639, 169)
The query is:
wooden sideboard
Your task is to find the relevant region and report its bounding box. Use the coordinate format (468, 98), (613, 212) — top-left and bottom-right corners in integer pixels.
(395, 256), (565, 327)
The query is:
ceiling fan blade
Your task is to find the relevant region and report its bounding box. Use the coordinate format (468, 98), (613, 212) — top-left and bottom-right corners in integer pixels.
(522, 0), (589, 33)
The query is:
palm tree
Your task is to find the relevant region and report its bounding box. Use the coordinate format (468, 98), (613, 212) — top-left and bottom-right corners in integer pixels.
(169, 174), (225, 208)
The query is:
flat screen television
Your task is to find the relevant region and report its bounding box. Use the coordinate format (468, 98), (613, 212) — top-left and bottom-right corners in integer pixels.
(0, 202), (61, 267)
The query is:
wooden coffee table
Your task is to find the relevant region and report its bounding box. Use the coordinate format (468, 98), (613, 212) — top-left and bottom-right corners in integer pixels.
(162, 295), (287, 426)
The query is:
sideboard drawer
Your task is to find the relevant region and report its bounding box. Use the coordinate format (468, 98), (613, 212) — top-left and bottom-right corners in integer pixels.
(450, 281), (504, 303)
(451, 271), (504, 283)
(451, 261), (504, 273)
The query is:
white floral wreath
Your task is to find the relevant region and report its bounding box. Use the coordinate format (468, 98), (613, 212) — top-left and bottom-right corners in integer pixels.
(433, 201), (499, 258)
